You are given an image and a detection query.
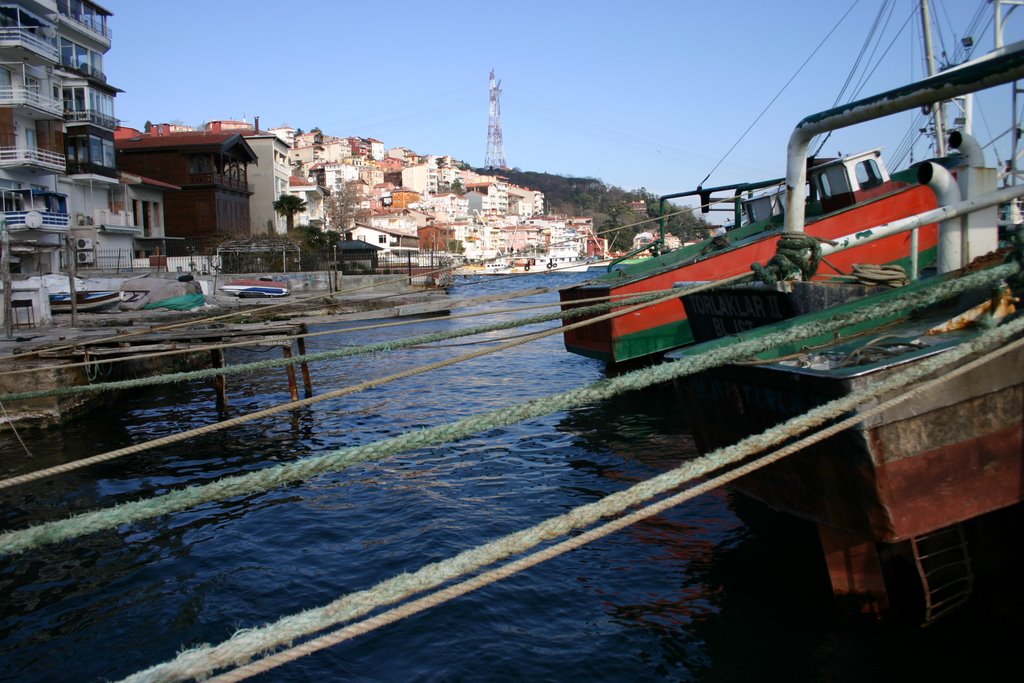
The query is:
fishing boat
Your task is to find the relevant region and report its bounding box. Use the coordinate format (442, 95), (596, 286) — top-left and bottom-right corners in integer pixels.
(559, 148), (943, 365)
(219, 278), (290, 297)
(667, 39), (1024, 622)
(48, 290), (121, 313)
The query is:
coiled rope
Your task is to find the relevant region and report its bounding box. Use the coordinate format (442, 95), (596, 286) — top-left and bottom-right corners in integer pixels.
(0, 262), (1013, 556)
(119, 302), (1024, 683)
(849, 263), (910, 287)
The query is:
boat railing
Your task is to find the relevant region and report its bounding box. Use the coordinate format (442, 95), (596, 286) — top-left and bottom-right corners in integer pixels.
(784, 40), (1024, 234)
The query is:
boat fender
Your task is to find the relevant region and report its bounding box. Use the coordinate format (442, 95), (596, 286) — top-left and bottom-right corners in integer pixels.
(546, 261), (555, 269)
(524, 264), (530, 271)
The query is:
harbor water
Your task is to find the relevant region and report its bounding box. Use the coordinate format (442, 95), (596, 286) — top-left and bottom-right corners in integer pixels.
(0, 272), (1018, 681)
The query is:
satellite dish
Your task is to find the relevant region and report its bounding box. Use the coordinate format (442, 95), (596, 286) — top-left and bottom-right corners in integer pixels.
(24, 210), (43, 228)
(41, 26), (57, 39)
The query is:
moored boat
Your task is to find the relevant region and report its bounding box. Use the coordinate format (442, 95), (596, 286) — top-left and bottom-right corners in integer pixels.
(666, 38), (1024, 622)
(559, 150), (943, 365)
(48, 290), (120, 313)
(219, 278), (290, 297)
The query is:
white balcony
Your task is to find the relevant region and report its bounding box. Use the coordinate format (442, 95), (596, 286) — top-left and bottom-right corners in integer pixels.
(0, 27), (59, 64)
(3, 209), (70, 232)
(0, 146), (67, 172)
(0, 86), (63, 118)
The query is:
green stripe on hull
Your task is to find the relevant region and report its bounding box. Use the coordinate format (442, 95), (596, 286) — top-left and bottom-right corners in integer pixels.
(563, 247), (939, 364)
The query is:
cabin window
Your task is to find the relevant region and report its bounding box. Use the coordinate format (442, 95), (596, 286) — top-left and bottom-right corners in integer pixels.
(816, 166), (851, 198)
(745, 197), (773, 224)
(855, 159), (883, 189)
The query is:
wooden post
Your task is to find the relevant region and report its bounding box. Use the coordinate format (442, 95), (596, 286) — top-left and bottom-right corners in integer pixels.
(296, 337), (313, 397)
(1, 217), (11, 340)
(211, 348), (228, 411)
(282, 346), (299, 401)
(67, 235), (78, 327)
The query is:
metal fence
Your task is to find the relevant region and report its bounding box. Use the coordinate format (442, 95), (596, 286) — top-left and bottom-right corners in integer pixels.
(82, 248), (457, 287)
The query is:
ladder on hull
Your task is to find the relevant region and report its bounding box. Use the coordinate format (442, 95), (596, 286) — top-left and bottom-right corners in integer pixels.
(910, 524), (974, 626)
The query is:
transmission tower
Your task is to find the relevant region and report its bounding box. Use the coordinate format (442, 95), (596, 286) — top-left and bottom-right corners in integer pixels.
(484, 69), (507, 169)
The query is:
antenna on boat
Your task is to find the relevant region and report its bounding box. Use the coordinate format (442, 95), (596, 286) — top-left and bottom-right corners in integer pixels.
(920, 0), (948, 156)
(994, 0), (1023, 227)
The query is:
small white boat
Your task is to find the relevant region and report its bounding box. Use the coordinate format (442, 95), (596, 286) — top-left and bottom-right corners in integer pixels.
(219, 278), (290, 297)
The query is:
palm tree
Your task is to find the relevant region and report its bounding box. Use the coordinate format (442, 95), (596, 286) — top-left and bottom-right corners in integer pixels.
(273, 194), (307, 232)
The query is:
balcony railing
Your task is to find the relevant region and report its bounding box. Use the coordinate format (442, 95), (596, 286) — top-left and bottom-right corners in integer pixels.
(64, 13), (113, 42)
(0, 87), (63, 117)
(59, 59), (107, 84)
(0, 28), (59, 63)
(3, 210), (70, 232)
(187, 173), (251, 192)
(0, 146), (67, 172)
(65, 160), (118, 178)
(64, 108), (119, 129)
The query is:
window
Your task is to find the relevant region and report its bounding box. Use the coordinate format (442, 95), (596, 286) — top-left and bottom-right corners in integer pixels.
(102, 138), (114, 167)
(64, 86), (86, 112)
(378, 235), (386, 244)
(89, 135), (102, 164)
(816, 165), (851, 198)
(188, 155), (212, 173)
(855, 159), (883, 190)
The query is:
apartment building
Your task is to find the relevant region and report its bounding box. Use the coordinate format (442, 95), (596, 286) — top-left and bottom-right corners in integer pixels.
(241, 129), (291, 235)
(1, 1), (177, 275)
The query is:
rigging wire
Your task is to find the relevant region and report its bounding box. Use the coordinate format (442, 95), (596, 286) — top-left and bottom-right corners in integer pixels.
(811, 0), (898, 158)
(696, 0), (861, 188)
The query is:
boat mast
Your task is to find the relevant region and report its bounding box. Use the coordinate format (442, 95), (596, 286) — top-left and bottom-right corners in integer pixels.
(996, 1), (1024, 200)
(921, 0), (947, 156)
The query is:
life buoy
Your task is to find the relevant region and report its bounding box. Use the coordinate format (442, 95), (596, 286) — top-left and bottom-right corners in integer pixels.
(524, 264), (530, 271)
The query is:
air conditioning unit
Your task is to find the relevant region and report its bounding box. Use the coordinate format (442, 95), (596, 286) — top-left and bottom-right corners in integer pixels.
(77, 251), (94, 264)
(76, 238), (93, 250)
(76, 213), (87, 226)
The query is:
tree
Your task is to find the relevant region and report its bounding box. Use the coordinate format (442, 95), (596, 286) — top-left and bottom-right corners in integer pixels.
(273, 194), (307, 232)
(324, 180), (368, 233)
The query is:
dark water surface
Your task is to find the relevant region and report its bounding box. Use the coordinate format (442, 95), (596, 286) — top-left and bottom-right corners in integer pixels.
(0, 272), (1018, 681)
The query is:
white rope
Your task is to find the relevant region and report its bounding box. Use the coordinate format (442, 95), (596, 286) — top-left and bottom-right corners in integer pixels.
(117, 314), (1024, 683)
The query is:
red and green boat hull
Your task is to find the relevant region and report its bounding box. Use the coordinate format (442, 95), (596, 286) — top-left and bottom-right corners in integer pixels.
(560, 185), (939, 364)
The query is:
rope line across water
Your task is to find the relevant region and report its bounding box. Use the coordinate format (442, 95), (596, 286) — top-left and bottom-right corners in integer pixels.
(0, 263), (1013, 555)
(122, 304), (1024, 683)
(0, 285), (693, 490)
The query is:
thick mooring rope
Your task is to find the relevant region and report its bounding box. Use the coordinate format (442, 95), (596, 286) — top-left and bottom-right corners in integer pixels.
(0, 283), (595, 379)
(0, 285), (693, 490)
(0, 263), (1013, 555)
(119, 311), (1024, 683)
(0, 288), (673, 403)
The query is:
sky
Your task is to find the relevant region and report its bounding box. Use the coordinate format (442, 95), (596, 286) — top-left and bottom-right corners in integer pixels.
(103, 0), (1024, 201)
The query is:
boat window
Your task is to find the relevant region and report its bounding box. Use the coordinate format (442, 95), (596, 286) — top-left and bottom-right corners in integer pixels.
(815, 165), (851, 198)
(855, 159), (883, 189)
(745, 197), (773, 223)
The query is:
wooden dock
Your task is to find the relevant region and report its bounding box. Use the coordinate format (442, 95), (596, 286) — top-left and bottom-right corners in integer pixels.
(0, 321), (311, 427)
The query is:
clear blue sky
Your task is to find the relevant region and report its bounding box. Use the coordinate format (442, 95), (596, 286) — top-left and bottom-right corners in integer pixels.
(104, 0), (1024, 198)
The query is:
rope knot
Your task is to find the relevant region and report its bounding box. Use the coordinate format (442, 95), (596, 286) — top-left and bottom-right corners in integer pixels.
(751, 232), (834, 284)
